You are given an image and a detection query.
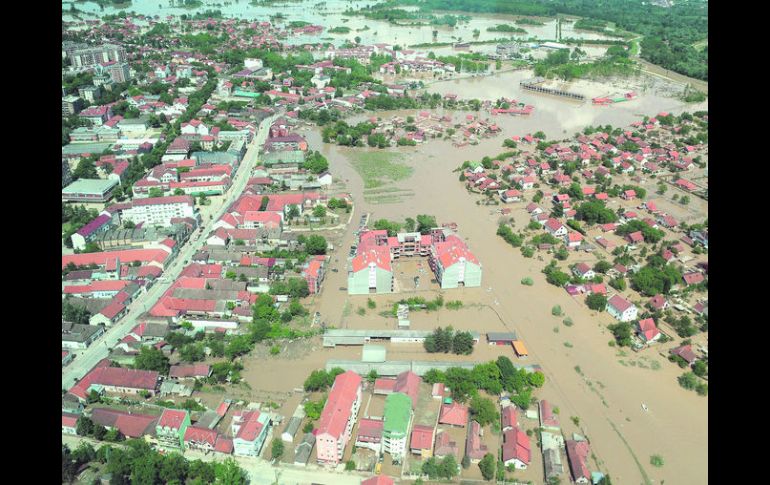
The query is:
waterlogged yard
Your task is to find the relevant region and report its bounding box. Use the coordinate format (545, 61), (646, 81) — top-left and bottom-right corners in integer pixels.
(348, 150), (416, 204)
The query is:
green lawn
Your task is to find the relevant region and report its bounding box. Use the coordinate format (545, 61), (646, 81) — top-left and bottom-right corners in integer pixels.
(348, 151), (414, 189)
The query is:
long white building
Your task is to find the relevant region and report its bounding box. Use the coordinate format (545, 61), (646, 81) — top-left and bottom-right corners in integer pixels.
(119, 195), (197, 227)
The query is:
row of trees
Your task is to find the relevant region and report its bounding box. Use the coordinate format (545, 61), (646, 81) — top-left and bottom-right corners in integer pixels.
(423, 326), (475, 355)
(423, 357), (544, 409)
(63, 440), (247, 485)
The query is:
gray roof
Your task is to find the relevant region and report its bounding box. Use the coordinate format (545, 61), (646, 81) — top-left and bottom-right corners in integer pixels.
(487, 332), (517, 341)
(207, 280), (248, 291)
(142, 322), (169, 338)
(64, 297), (112, 315)
(282, 416), (302, 439)
(61, 142), (113, 155)
(294, 433), (315, 465)
(62, 322), (102, 343)
(231, 266), (269, 279)
(543, 448), (564, 479)
(62, 178), (119, 195)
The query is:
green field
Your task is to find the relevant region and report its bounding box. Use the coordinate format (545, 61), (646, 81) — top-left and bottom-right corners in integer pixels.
(349, 151), (414, 189)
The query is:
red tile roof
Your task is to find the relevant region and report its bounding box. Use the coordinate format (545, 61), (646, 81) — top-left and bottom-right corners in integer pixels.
(439, 402), (468, 427)
(69, 365), (159, 400)
(566, 440), (591, 481)
(158, 409), (188, 429)
(184, 426), (218, 447)
(539, 400), (559, 427)
(410, 424), (434, 451)
(394, 371), (421, 409)
(233, 410), (264, 442)
(91, 408), (157, 438)
(317, 371), (362, 439)
(215, 435), (234, 454)
(608, 295), (633, 313)
(638, 318), (660, 341)
(501, 406), (517, 429)
(169, 364), (212, 378)
(62, 412), (79, 428)
(502, 427), (531, 465)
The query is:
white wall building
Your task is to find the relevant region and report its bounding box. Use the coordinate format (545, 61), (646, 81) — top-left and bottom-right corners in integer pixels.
(120, 195), (196, 226)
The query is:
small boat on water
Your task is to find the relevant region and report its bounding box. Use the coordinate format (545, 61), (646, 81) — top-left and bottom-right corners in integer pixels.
(641, 403), (648, 412)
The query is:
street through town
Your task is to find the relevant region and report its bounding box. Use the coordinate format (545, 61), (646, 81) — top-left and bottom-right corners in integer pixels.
(62, 113), (281, 391)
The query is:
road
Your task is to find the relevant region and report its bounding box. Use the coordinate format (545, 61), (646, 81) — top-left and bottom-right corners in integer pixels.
(62, 434), (367, 485)
(62, 113), (281, 391)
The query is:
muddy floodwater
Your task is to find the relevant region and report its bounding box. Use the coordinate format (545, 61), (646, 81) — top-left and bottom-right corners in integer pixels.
(292, 77), (707, 483)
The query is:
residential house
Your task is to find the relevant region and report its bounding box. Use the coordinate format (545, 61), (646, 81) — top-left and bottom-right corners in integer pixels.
(607, 295), (638, 322)
(232, 409), (271, 457)
(465, 420), (488, 463)
(433, 430), (459, 459)
(566, 440), (591, 484)
(156, 409), (191, 451)
(502, 427), (531, 469)
(439, 402), (468, 427)
(356, 418), (384, 454)
(637, 318), (661, 343)
(410, 425), (434, 457)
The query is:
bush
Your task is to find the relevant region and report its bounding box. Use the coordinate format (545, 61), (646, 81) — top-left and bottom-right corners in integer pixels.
(367, 298), (376, 309)
(271, 439), (284, 460)
(269, 345), (280, 356)
(521, 277), (534, 286)
(345, 460), (356, 471)
(585, 293), (608, 311)
(650, 455), (664, 467)
(551, 305), (563, 316)
(563, 317), (574, 327)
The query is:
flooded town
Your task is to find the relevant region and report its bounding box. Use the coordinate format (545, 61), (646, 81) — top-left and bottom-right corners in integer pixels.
(61, 1), (707, 484)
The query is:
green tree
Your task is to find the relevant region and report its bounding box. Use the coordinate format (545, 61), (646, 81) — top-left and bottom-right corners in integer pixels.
(271, 438), (284, 460)
(213, 458), (247, 485)
(470, 395), (499, 426)
(287, 204), (300, 219)
(478, 453), (496, 480)
(76, 416), (94, 436)
(439, 455), (459, 479)
(452, 331), (475, 355)
(416, 214), (438, 234)
(527, 371), (545, 388)
(133, 346), (170, 374)
(586, 293), (608, 311)
(304, 234), (328, 255)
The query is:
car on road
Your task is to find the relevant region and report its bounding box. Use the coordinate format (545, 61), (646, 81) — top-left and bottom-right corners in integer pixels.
(332, 268), (338, 272)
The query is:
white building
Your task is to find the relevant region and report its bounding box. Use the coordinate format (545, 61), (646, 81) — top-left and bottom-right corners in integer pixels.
(607, 295), (638, 322)
(232, 410), (271, 457)
(120, 195), (196, 227)
(244, 58), (264, 70)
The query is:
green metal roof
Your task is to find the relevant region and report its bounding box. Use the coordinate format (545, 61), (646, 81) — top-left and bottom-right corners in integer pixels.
(383, 392), (411, 436)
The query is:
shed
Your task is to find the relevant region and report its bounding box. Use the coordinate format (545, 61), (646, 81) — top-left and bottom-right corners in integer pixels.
(512, 340), (529, 357)
(487, 332), (518, 345)
(282, 416), (302, 443)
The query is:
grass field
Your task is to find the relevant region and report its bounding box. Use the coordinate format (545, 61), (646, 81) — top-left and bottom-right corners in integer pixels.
(349, 151), (414, 189)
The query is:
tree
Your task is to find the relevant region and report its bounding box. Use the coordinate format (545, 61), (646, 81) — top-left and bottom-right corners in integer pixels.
(287, 205), (300, 219)
(148, 187), (165, 198)
(159, 453), (188, 484)
(134, 346), (170, 374)
(692, 360), (708, 377)
(478, 453), (496, 480)
(586, 293), (608, 311)
(213, 458), (247, 485)
(345, 460), (356, 471)
(452, 331), (475, 355)
(404, 217), (416, 232)
(271, 438), (284, 460)
(608, 322), (633, 347)
(470, 395), (499, 426)
(439, 455), (458, 479)
(76, 416), (94, 436)
(527, 371), (545, 388)
(416, 214), (437, 234)
(312, 205), (327, 218)
(594, 260), (612, 273)
(304, 234), (327, 255)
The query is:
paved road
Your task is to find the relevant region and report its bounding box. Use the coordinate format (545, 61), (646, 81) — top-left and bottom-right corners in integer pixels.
(62, 113), (281, 391)
(62, 433), (367, 485)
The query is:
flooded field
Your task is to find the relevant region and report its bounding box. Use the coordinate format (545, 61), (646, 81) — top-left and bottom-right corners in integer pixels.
(64, 0), (619, 48)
